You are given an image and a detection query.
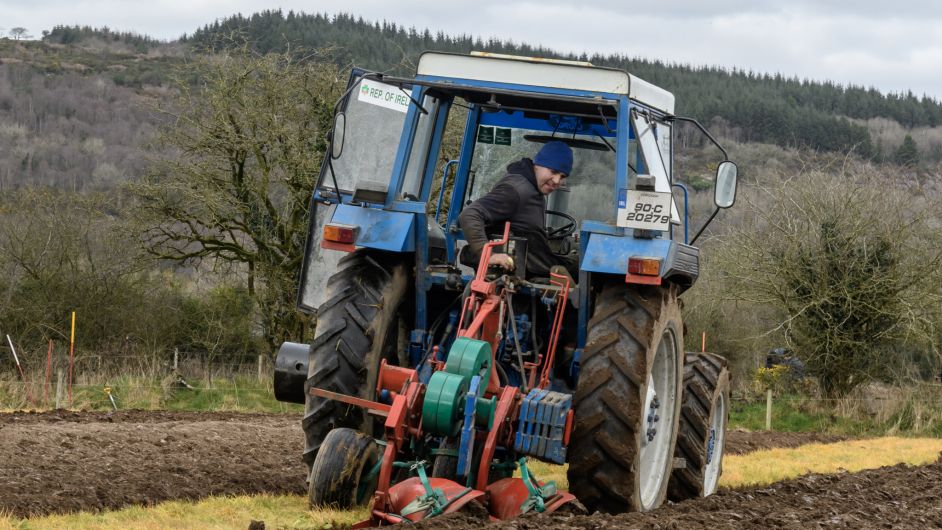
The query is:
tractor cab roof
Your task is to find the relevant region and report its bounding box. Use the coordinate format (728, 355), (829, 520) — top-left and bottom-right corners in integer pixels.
(415, 51), (675, 115)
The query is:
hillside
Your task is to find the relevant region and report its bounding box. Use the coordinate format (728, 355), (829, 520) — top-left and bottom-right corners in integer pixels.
(1, 13), (941, 192)
(186, 11), (942, 160)
(2, 13), (941, 379)
(0, 38), (178, 190)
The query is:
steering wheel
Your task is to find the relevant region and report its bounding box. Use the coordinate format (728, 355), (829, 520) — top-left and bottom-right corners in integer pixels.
(546, 210), (576, 240)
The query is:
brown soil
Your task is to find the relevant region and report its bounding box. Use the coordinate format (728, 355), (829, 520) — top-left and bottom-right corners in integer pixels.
(0, 410), (306, 517)
(0, 410), (923, 529)
(724, 428), (848, 455)
(425, 457), (942, 529)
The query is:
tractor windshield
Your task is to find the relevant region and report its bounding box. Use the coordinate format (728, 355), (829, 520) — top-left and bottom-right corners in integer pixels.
(467, 116), (622, 227)
(317, 77), (411, 195)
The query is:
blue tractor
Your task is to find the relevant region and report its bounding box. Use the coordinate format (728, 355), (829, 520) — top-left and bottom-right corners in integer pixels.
(274, 51), (736, 524)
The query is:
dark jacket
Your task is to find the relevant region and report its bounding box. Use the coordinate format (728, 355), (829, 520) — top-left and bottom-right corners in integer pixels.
(458, 158), (577, 278)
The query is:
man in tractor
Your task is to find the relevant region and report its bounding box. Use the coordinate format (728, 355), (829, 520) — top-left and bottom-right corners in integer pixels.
(459, 140), (579, 279)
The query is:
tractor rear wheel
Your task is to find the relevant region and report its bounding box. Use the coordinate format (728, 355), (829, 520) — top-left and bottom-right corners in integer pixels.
(568, 284), (684, 513)
(308, 427), (380, 508)
(302, 250), (410, 473)
(668, 352), (730, 501)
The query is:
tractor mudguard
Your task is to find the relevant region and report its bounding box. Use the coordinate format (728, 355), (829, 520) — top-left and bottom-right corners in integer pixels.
(580, 232), (699, 291)
(329, 204), (416, 252)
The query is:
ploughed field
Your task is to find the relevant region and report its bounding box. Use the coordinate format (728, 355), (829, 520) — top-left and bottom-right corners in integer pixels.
(1, 411), (938, 528)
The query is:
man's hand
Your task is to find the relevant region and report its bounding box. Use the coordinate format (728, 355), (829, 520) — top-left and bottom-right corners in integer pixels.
(488, 253), (515, 270)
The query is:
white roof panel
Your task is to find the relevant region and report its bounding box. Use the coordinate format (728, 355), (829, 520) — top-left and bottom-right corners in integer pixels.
(416, 52), (674, 114)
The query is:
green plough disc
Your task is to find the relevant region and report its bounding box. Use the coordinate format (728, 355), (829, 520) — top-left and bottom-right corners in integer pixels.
(422, 371), (468, 436)
(445, 337), (492, 389)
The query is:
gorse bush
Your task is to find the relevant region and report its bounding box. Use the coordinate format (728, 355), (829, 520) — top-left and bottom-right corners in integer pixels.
(717, 159), (942, 396)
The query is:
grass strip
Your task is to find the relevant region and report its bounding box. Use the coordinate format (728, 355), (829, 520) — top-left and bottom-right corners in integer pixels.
(1, 494), (366, 530)
(721, 436), (942, 487)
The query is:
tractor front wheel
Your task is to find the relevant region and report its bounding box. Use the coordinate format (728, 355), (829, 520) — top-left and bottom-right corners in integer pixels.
(568, 284), (684, 513)
(308, 428), (380, 508)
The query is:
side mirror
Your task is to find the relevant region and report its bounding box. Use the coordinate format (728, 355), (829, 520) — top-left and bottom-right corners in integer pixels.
(714, 161), (738, 209)
(330, 112), (346, 160)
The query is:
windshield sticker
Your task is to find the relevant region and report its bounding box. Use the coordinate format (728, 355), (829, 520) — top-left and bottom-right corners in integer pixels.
(495, 127), (512, 145)
(357, 80), (410, 113)
(477, 126), (495, 144)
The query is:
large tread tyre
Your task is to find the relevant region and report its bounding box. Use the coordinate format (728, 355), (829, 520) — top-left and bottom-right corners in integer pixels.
(568, 284), (684, 513)
(668, 352), (730, 501)
(308, 428), (380, 508)
(302, 250), (410, 469)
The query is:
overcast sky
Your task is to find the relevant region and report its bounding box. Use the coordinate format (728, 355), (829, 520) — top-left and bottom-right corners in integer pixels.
(4, 1), (942, 100)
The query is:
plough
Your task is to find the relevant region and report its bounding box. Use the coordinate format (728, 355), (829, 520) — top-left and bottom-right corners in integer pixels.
(309, 224), (581, 525)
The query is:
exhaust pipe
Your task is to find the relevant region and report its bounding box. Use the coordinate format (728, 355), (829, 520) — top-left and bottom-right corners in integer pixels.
(274, 341), (309, 404)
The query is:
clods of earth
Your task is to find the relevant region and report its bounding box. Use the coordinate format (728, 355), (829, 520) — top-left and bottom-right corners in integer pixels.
(2, 410), (939, 528)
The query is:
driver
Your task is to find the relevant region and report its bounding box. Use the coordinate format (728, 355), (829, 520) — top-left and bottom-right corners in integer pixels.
(459, 141), (578, 278)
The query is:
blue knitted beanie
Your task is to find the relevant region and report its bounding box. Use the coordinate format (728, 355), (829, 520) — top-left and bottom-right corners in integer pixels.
(533, 141), (573, 176)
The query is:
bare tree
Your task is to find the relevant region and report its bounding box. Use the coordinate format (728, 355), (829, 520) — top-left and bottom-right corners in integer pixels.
(132, 47), (345, 350)
(0, 189), (180, 351)
(9, 27), (32, 40)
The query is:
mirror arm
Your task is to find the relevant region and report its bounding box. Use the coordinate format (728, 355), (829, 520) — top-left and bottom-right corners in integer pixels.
(667, 116), (729, 160)
(332, 72), (379, 115)
(689, 206), (720, 246)
(325, 157), (343, 205)
(398, 87), (428, 115)
(597, 105), (616, 134)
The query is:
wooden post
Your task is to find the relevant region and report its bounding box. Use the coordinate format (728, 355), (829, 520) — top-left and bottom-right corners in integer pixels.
(55, 369), (64, 410)
(45, 340), (53, 405)
(257, 355), (264, 382)
(69, 311), (76, 407)
(173, 348), (179, 371)
(6, 334), (34, 406)
(701, 331), (706, 353)
(765, 388), (773, 431)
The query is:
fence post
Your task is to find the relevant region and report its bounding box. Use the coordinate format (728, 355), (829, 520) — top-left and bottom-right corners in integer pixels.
(45, 339), (53, 405)
(765, 388), (773, 431)
(258, 355), (264, 382)
(173, 348), (179, 372)
(55, 369), (64, 410)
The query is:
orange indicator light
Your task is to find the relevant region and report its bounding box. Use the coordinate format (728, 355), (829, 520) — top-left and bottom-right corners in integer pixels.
(323, 223), (357, 244)
(627, 257), (661, 276)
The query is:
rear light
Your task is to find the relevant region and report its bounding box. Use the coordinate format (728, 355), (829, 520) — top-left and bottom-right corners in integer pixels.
(323, 223), (357, 244)
(628, 257), (660, 276)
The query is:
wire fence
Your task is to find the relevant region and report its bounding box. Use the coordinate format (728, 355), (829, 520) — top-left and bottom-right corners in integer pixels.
(0, 345), (292, 412)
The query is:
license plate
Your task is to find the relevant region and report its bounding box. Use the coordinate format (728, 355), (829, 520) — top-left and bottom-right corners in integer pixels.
(617, 190), (673, 231)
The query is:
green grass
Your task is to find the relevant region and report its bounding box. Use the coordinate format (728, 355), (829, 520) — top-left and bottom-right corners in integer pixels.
(730, 397), (872, 434)
(0, 374), (303, 414)
(729, 387), (942, 437)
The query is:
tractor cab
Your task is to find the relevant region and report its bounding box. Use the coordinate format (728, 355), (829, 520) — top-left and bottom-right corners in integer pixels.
(296, 51), (735, 381)
(276, 51), (738, 524)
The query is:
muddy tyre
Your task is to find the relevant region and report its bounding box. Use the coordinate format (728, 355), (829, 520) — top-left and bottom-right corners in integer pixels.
(568, 284), (684, 513)
(668, 352), (730, 501)
(308, 428), (380, 508)
(302, 250), (410, 468)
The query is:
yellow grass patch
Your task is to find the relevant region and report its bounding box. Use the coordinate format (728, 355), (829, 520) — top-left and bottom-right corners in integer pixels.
(5, 437), (941, 529)
(3, 494), (367, 530)
(721, 436), (942, 487)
